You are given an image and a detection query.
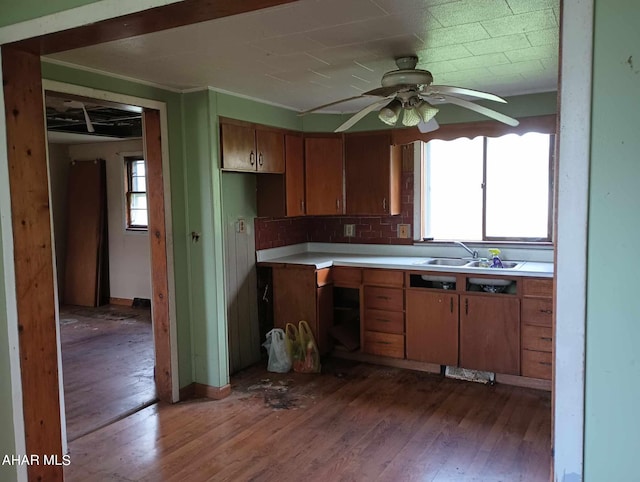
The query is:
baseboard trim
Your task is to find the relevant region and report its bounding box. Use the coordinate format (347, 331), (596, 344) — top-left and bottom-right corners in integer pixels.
(180, 382), (231, 401)
(495, 373), (552, 391)
(331, 350), (441, 374)
(109, 297), (133, 306)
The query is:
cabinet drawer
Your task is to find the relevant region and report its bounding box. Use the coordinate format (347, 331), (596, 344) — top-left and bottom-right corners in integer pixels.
(522, 349), (552, 380)
(522, 324), (553, 353)
(522, 298), (553, 326)
(364, 309), (404, 334)
(364, 286), (403, 312)
(522, 278), (553, 297)
(316, 268), (333, 287)
(332, 267), (362, 286)
(363, 269), (404, 287)
(363, 331), (404, 359)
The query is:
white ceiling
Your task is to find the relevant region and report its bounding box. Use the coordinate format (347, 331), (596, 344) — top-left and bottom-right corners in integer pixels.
(46, 0), (560, 113)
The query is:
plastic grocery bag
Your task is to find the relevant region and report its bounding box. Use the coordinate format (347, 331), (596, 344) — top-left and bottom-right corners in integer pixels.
(262, 328), (291, 373)
(287, 320), (321, 373)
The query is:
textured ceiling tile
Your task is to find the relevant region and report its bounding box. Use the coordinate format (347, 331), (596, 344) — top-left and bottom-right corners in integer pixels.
(428, 0), (512, 27)
(249, 34), (325, 55)
(526, 27), (559, 47)
(305, 16), (412, 47)
(419, 59), (459, 75)
(481, 9), (557, 37)
(414, 44), (474, 63)
(540, 57), (559, 71)
(488, 59), (544, 76)
(505, 45), (557, 63)
(372, 0), (457, 15)
(450, 52), (511, 70)
(423, 23), (490, 48)
(437, 67), (497, 83)
(464, 33), (531, 55)
(505, 0), (559, 15)
(297, 0), (388, 29)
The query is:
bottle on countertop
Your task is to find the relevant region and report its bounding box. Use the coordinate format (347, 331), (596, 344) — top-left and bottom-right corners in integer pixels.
(488, 248), (504, 268)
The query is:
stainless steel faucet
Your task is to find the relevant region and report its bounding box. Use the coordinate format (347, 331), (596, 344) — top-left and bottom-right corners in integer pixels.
(454, 241), (478, 259)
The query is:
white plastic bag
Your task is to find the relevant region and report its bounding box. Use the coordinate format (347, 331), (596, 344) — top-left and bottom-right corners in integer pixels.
(262, 328), (291, 373)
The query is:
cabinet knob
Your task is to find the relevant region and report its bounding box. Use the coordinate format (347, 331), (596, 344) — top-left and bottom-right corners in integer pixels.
(336, 198), (341, 212)
(539, 309), (553, 314)
(258, 152), (264, 166)
(249, 151), (255, 166)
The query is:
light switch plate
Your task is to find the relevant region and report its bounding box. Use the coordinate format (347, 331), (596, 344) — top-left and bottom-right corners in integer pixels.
(397, 224), (410, 239)
(344, 224), (356, 237)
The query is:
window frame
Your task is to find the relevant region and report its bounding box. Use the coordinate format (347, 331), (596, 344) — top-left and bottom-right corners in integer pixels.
(124, 155), (148, 231)
(413, 117), (556, 244)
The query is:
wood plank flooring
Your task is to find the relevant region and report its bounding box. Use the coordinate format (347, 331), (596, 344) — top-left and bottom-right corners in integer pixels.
(60, 305), (156, 441)
(65, 359), (550, 481)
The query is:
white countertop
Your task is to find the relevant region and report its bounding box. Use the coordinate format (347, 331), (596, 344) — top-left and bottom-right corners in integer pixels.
(260, 251), (553, 278)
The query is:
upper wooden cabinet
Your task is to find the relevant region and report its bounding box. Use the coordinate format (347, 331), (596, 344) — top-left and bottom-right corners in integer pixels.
(345, 133), (402, 215)
(304, 136), (344, 215)
(220, 119), (285, 173)
(285, 134), (305, 216)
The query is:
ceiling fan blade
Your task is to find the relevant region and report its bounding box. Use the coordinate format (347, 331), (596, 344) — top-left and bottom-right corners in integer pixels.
(334, 98), (392, 133)
(438, 94), (519, 127)
(361, 85), (403, 97)
(428, 85), (507, 103)
(80, 104), (95, 133)
(418, 118), (439, 133)
(298, 95), (368, 116)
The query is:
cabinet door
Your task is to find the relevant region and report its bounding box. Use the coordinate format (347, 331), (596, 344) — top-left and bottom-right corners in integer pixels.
(345, 133), (401, 215)
(305, 137), (344, 215)
(256, 128), (285, 173)
(285, 134), (305, 216)
(459, 296), (520, 375)
(220, 122), (256, 171)
(406, 290), (458, 365)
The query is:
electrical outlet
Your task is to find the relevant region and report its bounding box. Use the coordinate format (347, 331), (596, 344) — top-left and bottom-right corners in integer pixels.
(397, 224), (410, 239)
(344, 224), (356, 237)
(236, 217), (246, 234)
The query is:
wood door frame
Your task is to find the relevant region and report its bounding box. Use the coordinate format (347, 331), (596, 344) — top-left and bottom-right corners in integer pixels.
(44, 79), (179, 403)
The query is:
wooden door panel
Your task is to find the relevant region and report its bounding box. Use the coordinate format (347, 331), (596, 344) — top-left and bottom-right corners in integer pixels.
(304, 137), (344, 215)
(221, 122), (255, 171)
(285, 134), (305, 216)
(273, 267), (316, 329)
(460, 296), (520, 375)
(256, 128), (285, 173)
(406, 290), (458, 366)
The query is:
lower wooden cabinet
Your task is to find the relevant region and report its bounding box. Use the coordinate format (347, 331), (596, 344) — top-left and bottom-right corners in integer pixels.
(363, 331), (404, 359)
(521, 278), (554, 380)
(272, 265), (332, 355)
(459, 295), (521, 375)
(405, 290), (458, 366)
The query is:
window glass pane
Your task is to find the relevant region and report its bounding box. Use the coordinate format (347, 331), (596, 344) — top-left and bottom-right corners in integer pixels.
(485, 133), (550, 238)
(425, 137), (483, 240)
(130, 192), (147, 210)
(132, 175), (146, 191)
(130, 209), (148, 227)
(131, 160), (145, 177)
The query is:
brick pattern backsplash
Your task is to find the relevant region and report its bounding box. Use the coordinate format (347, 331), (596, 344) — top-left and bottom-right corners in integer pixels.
(255, 169), (415, 250)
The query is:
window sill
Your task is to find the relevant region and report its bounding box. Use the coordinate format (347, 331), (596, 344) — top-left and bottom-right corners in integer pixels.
(414, 239), (554, 249)
(126, 227), (148, 233)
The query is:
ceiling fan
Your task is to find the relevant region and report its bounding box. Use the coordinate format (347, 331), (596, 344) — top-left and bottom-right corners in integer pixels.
(299, 56), (519, 133)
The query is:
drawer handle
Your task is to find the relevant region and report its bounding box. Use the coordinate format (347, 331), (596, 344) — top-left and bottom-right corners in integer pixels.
(377, 341), (392, 345)
(375, 318), (390, 323)
(376, 295), (391, 300)
(539, 362), (552, 366)
(539, 309), (553, 314)
(540, 337), (553, 342)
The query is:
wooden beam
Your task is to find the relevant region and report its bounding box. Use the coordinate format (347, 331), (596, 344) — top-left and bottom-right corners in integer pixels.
(1, 45), (63, 481)
(12, 0), (300, 55)
(143, 109), (173, 403)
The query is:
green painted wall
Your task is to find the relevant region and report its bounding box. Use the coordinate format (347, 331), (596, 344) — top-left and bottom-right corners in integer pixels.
(41, 61), (194, 387)
(0, 223), (17, 482)
(182, 90), (228, 387)
(0, 0), (103, 27)
(302, 91), (557, 132)
(584, 1), (640, 480)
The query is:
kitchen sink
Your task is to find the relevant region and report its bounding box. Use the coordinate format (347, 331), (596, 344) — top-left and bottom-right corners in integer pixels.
(423, 258), (468, 266)
(465, 260), (523, 269)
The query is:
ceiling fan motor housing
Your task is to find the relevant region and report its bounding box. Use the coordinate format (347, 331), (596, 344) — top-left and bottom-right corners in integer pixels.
(381, 69), (433, 88)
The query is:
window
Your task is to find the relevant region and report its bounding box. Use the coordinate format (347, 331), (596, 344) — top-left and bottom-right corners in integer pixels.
(422, 132), (553, 242)
(125, 156), (148, 230)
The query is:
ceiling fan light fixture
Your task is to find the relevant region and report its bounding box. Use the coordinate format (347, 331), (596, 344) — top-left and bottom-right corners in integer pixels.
(378, 99), (402, 126)
(401, 107), (421, 127)
(416, 101), (439, 123)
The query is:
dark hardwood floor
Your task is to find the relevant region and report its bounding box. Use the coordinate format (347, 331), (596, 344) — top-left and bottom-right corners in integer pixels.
(60, 304), (156, 441)
(64, 359), (551, 481)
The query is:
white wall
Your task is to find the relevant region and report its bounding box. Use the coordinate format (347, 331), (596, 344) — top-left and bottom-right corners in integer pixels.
(49, 139), (152, 301)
